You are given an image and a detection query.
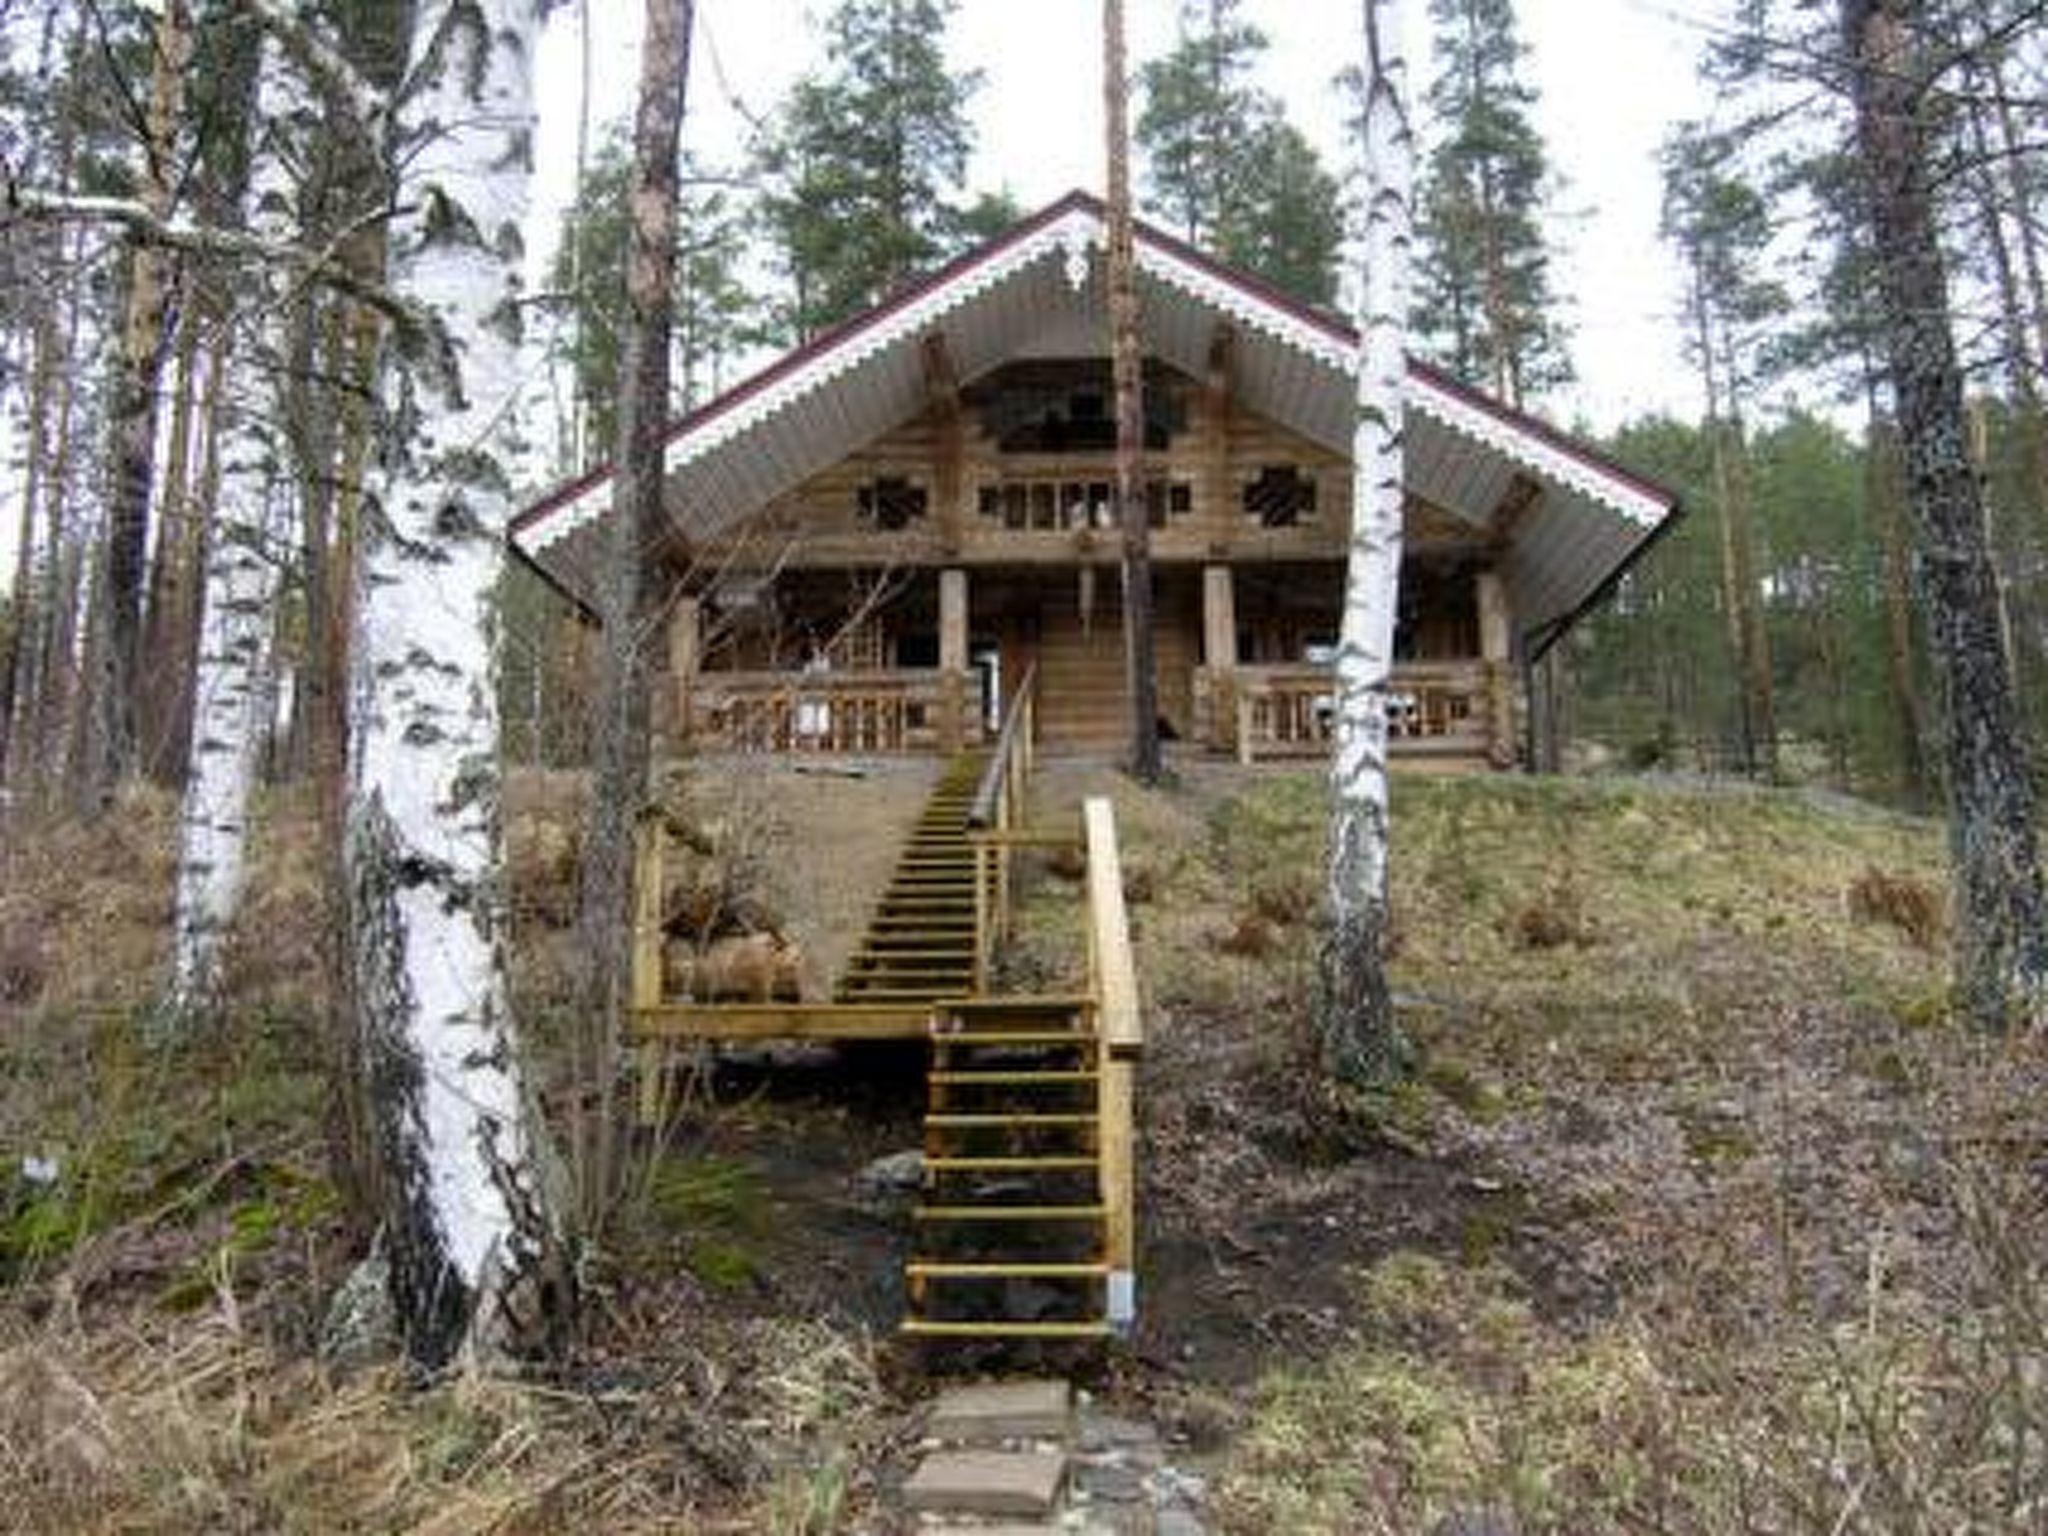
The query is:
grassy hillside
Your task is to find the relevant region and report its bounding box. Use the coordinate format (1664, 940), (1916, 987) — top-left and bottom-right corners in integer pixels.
(3, 762), (2041, 1533)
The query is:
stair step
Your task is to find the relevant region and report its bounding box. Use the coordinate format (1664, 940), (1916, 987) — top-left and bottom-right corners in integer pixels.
(926, 1113), (1099, 1128)
(915, 1203), (1108, 1222)
(927, 1155), (1098, 1172)
(944, 995), (1095, 1015)
(908, 1262), (1109, 1279)
(901, 1319), (1113, 1339)
(934, 1031), (1095, 1047)
(930, 1070), (1098, 1085)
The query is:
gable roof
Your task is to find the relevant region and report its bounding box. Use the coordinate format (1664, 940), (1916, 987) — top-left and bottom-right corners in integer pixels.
(512, 190), (1678, 654)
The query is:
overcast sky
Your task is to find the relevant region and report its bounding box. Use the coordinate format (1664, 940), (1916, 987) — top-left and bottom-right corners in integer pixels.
(532, 0), (1728, 431)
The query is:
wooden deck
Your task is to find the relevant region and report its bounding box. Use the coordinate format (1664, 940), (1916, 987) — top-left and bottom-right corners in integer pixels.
(629, 668), (1144, 1340)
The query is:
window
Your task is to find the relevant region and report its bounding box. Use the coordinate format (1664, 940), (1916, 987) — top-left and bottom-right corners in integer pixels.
(1242, 465), (1318, 528)
(975, 476), (1194, 531)
(855, 476), (928, 530)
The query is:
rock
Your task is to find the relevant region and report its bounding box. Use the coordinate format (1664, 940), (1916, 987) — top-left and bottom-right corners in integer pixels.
(320, 1254), (396, 1371)
(1077, 1413), (1159, 1453)
(1156, 1509), (1208, 1536)
(853, 1149), (924, 1200)
(1073, 1461), (1146, 1504)
(1153, 1466), (1208, 1505)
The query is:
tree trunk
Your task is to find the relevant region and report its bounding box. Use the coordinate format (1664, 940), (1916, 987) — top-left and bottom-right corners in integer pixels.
(1869, 415), (1930, 807)
(1843, 0), (2048, 1027)
(1717, 413), (1776, 776)
(139, 303), (205, 786)
(576, 0), (694, 1226)
(1104, 0), (1160, 785)
(94, 0), (194, 806)
(164, 44), (294, 1022)
(0, 306), (58, 788)
(166, 362), (283, 1019)
(348, 0), (566, 1369)
(1319, 0), (1413, 1085)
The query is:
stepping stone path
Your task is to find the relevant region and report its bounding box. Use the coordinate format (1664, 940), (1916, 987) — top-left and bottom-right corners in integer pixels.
(903, 1379), (1209, 1534)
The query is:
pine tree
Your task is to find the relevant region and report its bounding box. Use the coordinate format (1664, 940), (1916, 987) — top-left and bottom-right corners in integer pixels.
(1842, 0), (2048, 1027)
(1411, 0), (1570, 405)
(575, 0), (695, 1227)
(1660, 123), (1780, 777)
(547, 138), (756, 464)
(755, 0), (979, 340)
(1136, 1), (1342, 306)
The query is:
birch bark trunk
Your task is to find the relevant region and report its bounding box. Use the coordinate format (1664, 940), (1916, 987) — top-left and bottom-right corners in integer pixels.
(347, 0), (565, 1366)
(576, 0), (694, 1223)
(1319, 0), (1413, 1084)
(1843, 0), (2048, 1027)
(165, 50), (297, 1022)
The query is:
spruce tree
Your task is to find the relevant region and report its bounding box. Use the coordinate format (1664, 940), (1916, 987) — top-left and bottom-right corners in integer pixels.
(755, 0), (980, 340)
(1412, 0), (1570, 406)
(1135, 0), (1342, 306)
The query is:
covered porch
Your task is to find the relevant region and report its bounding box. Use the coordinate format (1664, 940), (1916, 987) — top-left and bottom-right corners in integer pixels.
(661, 555), (1521, 767)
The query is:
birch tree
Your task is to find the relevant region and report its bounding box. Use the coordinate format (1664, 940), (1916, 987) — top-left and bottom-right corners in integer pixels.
(1841, 0), (2048, 1029)
(1319, 0), (1413, 1084)
(346, 0), (566, 1367)
(164, 49), (294, 1022)
(576, 0), (694, 1225)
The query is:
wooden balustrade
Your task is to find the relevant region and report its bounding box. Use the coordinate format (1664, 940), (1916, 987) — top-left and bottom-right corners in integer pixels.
(691, 668), (978, 755)
(966, 664), (1038, 993)
(1195, 659), (1505, 765)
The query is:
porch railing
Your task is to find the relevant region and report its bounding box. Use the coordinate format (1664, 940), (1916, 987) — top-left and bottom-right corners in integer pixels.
(1197, 659), (1508, 765)
(691, 667), (979, 754)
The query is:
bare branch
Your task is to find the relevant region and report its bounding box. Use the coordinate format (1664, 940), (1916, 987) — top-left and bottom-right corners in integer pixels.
(236, 0), (386, 135)
(4, 187), (414, 326)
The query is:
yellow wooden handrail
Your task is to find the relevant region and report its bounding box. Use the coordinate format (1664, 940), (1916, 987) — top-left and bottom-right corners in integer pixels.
(1082, 795), (1142, 1332)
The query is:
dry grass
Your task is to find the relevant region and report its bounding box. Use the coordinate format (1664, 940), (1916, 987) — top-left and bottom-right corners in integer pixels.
(1017, 762), (2048, 1533)
(3, 754), (2032, 1533)
(0, 1308), (891, 1534)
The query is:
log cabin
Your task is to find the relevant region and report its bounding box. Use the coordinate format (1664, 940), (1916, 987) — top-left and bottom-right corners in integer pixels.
(511, 191), (1679, 769)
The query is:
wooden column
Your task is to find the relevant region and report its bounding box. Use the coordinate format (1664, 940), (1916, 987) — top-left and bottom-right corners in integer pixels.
(1476, 569), (1515, 768)
(667, 594), (701, 747)
(923, 332), (966, 554)
(939, 567), (968, 750)
(1201, 324), (1235, 538)
(1202, 563), (1237, 751)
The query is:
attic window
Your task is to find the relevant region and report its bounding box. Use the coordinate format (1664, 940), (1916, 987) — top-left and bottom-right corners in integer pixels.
(1243, 466), (1317, 528)
(856, 476), (928, 531)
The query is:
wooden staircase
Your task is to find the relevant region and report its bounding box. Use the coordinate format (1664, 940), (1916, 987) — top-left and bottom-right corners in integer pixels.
(904, 996), (1115, 1340)
(834, 754), (984, 1004)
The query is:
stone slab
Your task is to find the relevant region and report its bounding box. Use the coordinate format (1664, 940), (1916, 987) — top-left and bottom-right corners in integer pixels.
(929, 1379), (1074, 1443)
(903, 1449), (1067, 1518)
